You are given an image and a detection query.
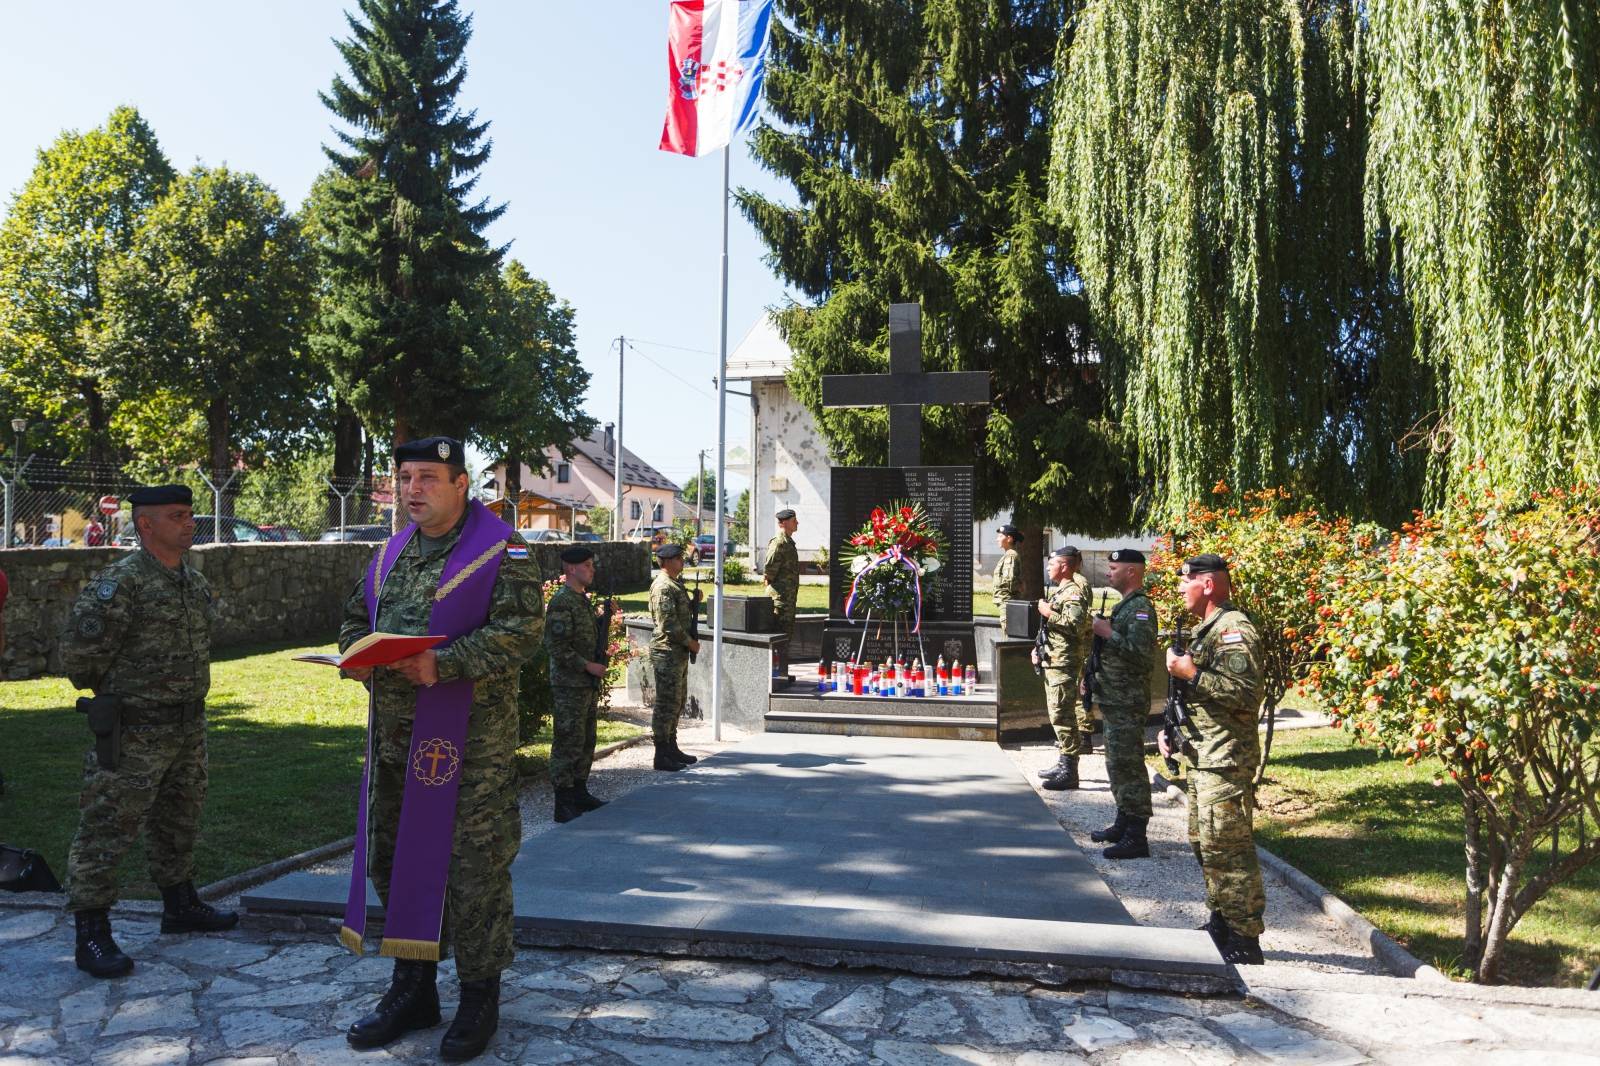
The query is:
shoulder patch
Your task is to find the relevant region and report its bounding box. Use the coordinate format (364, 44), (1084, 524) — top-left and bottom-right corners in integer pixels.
(94, 579), (118, 602)
(1225, 650), (1251, 672)
(77, 615), (105, 639)
(1135, 611), (1150, 620)
(506, 543), (529, 560)
(549, 616), (569, 636)
(1221, 631), (1245, 645)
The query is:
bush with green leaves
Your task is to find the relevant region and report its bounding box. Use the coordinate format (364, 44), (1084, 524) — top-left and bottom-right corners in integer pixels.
(719, 558), (747, 585)
(1309, 486), (1600, 982)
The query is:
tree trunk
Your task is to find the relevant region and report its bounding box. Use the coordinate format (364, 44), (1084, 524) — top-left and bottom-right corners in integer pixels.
(207, 395), (231, 523)
(503, 452), (522, 529)
(329, 400), (363, 528)
(1255, 701), (1278, 786)
(1463, 793), (1486, 973)
(1476, 851), (1525, 983)
(83, 383), (109, 496)
(1014, 524), (1046, 603)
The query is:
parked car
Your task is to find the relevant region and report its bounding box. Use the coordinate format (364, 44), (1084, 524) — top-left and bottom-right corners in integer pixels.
(689, 533), (719, 566)
(520, 529), (570, 543)
(319, 524), (390, 543)
(572, 532), (603, 543)
(257, 524), (307, 542)
(191, 516), (270, 544)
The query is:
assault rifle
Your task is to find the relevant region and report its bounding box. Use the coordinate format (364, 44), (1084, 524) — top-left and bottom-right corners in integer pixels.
(688, 572), (703, 665)
(1077, 590), (1112, 731)
(1161, 617), (1197, 774)
(1032, 588), (1049, 676)
(591, 569), (617, 691)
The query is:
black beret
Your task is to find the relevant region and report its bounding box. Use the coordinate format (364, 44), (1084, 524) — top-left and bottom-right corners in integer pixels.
(1051, 544), (1081, 559)
(655, 543), (684, 560)
(394, 436), (465, 466)
(1181, 553), (1228, 576)
(775, 508), (796, 521)
(1108, 548), (1146, 564)
(998, 524), (1023, 541)
(128, 484), (192, 507)
(559, 546), (594, 564)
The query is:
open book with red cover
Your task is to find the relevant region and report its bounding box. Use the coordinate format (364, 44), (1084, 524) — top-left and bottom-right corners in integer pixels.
(293, 632), (446, 669)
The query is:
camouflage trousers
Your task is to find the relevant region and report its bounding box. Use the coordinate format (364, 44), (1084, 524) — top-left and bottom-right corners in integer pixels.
(66, 717), (209, 911)
(768, 591), (796, 642)
(369, 701), (521, 981)
(650, 649), (689, 742)
(1043, 665), (1082, 755)
(549, 684), (599, 789)
(1102, 703), (1153, 819)
(1187, 766), (1266, 937)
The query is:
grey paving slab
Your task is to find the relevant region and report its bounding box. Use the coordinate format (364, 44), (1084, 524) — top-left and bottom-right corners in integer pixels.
(244, 732), (1229, 982)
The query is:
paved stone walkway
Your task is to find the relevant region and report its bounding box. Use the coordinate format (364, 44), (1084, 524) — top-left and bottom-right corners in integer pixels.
(4, 909), (1599, 1065)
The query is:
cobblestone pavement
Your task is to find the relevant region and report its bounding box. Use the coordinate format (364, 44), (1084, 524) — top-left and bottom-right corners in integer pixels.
(4, 910), (1600, 1066)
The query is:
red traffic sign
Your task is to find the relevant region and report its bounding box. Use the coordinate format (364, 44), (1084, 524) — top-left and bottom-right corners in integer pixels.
(98, 495), (121, 515)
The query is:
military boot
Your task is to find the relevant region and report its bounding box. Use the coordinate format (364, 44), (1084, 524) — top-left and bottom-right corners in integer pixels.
(74, 908), (134, 978)
(1037, 753), (1072, 780)
(1089, 811), (1127, 843)
(1101, 816), (1150, 859)
(440, 975), (500, 1061)
(347, 959), (441, 1048)
(1042, 756), (1080, 791)
(1220, 928), (1265, 965)
(1080, 728), (1095, 754)
(575, 780), (607, 811)
(1199, 909), (1229, 950)
(653, 741), (685, 771)
(159, 880), (239, 933)
(669, 733), (698, 764)
(553, 786), (585, 824)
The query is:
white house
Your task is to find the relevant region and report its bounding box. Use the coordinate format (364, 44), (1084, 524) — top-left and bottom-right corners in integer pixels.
(488, 425), (680, 537)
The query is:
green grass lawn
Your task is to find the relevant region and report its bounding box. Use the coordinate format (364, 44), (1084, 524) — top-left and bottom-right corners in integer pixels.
(0, 642), (642, 898)
(1246, 727), (1600, 987)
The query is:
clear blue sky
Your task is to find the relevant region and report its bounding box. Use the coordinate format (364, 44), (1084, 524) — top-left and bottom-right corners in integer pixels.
(0, 0), (798, 498)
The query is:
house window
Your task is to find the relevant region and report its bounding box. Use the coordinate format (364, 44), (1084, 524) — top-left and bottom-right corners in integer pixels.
(556, 462), (570, 484)
(652, 503), (664, 523)
(630, 500), (642, 520)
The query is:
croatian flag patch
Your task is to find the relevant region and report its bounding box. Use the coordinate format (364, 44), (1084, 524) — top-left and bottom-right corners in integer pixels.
(506, 544), (529, 560)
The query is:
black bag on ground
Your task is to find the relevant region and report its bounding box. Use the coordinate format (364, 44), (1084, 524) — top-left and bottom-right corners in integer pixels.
(0, 844), (63, 893)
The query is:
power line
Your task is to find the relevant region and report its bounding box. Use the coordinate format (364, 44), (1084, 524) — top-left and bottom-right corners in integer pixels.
(626, 337), (717, 357)
(625, 341), (717, 399)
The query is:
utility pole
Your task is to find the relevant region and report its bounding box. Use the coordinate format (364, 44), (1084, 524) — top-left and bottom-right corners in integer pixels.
(696, 449), (708, 536)
(613, 335), (625, 541)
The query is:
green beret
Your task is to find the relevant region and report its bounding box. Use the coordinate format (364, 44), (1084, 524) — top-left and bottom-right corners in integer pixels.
(559, 546), (594, 564)
(1181, 553), (1228, 576)
(394, 436), (464, 466)
(128, 484), (192, 507)
(1109, 548), (1146, 564)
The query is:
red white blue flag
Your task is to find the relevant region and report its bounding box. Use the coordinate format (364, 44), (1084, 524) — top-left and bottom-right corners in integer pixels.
(659, 0), (775, 157)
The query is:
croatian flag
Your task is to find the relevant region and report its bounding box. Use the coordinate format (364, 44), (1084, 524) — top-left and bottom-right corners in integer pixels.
(659, 0), (775, 157)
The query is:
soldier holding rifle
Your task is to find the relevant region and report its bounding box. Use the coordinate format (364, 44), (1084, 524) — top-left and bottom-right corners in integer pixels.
(1033, 546), (1091, 790)
(1087, 548), (1160, 860)
(545, 545), (614, 824)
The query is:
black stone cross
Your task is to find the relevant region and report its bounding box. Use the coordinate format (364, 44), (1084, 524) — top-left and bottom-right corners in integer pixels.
(819, 303), (990, 467)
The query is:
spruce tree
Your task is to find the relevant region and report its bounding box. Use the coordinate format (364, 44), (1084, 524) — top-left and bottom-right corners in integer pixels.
(311, 0), (504, 450)
(740, 1), (1130, 598)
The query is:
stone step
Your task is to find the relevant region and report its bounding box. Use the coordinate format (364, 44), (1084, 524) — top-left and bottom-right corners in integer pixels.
(763, 709), (997, 742)
(770, 692), (996, 720)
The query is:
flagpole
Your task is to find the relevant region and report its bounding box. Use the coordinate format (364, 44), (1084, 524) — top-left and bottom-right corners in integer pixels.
(711, 143), (730, 743)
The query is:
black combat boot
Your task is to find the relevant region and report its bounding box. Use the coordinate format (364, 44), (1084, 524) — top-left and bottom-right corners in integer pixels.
(1199, 909), (1229, 950)
(1101, 816), (1150, 859)
(74, 908), (134, 978)
(1220, 928), (1265, 965)
(653, 741), (686, 771)
(1042, 756), (1080, 791)
(159, 880), (239, 934)
(1037, 753), (1072, 780)
(669, 733), (698, 764)
(347, 959), (441, 1049)
(1080, 728), (1095, 754)
(1089, 811), (1127, 843)
(440, 975), (500, 1061)
(575, 780), (607, 811)
(553, 786), (585, 824)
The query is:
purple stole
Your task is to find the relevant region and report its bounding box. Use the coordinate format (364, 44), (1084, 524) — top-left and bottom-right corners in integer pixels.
(340, 499), (512, 961)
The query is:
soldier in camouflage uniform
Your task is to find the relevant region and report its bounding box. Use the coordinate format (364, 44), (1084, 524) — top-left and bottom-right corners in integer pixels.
(648, 543), (700, 771)
(545, 545), (611, 824)
(339, 438), (543, 1061)
(60, 483), (238, 980)
(763, 508), (800, 675)
(1161, 553), (1267, 965)
(1089, 548), (1160, 860)
(991, 524), (1021, 607)
(1033, 546), (1090, 790)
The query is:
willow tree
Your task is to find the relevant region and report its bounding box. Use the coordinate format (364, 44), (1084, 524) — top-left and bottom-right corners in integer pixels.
(1049, 0), (1428, 526)
(741, 0), (1134, 599)
(1366, 0), (1600, 505)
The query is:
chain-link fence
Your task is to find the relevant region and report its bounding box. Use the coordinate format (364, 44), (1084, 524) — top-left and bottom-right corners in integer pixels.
(0, 455), (397, 547)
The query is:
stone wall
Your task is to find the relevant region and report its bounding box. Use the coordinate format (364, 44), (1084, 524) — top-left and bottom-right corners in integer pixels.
(0, 539), (649, 680)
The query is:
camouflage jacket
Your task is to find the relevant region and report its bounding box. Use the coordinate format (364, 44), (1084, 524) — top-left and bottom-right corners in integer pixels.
(1183, 603), (1263, 773)
(648, 571), (695, 653)
(1039, 573), (1089, 670)
(1096, 586), (1158, 708)
(339, 522), (544, 721)
(544, 584), (598, 689)
(991, 549), (1018, 606)
(60, 548), (217, 709)
(763, 530), (799, 602)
